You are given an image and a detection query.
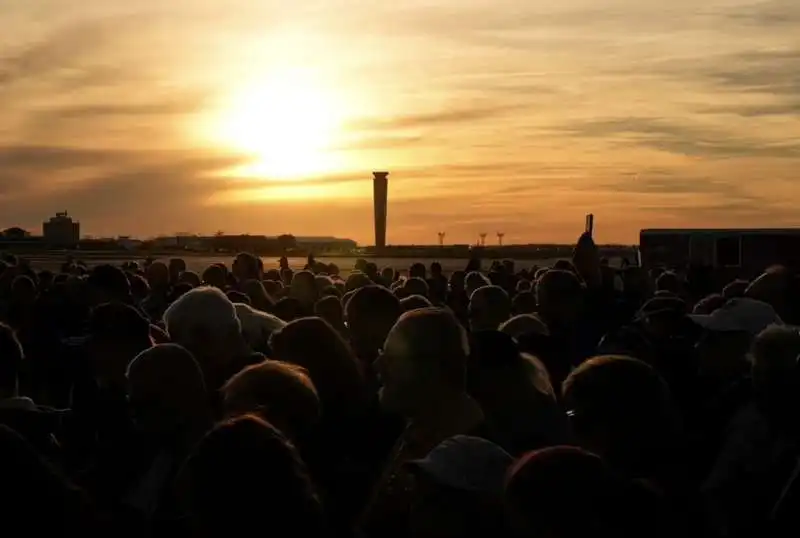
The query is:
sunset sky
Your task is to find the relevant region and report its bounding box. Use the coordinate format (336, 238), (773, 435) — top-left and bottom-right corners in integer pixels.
(1, 0), (798, 244)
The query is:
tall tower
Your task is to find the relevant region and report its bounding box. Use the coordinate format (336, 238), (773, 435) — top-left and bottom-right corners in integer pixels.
(497, 232), (505, 246)
(438, 232), (446, 247)
(479, 233), (487, 247)
(373, 171), (389, 249)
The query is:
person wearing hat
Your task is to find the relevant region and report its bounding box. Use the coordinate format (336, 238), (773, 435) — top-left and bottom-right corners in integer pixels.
(691, 298), (784, 480)
(407, 436), (514, 538)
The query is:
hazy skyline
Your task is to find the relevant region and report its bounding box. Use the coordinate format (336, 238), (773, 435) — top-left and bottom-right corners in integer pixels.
(1, 0), (798, 244)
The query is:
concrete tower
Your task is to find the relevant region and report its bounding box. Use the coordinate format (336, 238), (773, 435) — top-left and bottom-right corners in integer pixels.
(373, 171), (389, 249)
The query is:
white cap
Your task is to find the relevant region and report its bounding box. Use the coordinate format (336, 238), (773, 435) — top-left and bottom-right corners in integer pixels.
(689, 298), (783, 336)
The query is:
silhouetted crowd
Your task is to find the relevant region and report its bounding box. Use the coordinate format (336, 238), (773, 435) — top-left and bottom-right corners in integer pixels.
(1, 232), (799, 538)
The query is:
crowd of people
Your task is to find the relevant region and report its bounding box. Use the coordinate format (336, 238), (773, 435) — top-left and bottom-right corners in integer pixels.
(1, 232), (799, 538)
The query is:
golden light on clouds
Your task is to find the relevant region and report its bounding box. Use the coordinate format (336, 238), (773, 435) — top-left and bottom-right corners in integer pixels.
(1, 1), (799, 242)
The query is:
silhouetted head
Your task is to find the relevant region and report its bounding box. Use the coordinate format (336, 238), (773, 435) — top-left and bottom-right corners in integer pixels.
(381, 266), (396, 283)
(465, 271), (490, 297)
(506, 446), (663, 538)
(10, 275), (37, 305)
(202, 264), (227, 289)
(401, 294), (433, 313)
(469, 285), (512, 332)
(290, 271), (318, 306)
(163, 287), (245, 388)
(169, 258), (187, 283)
(751, 325), (800, 424)
(223, 361), (320, 442)
(655, 271), (681, 295)
(512, 291), (537, 315)
(314, 296), (344, 328)
(499, 314), (550, 339)
(450, 270), (466, 292)
(723, 279), (749, 300)
(88, 302), (153, 389)
(404, 277), (430, 298)
(345, 271), (372, 292)
(270, 317), (366, 417)
(562, 355), (679, 479)
(178, 271), (201, 287)
(179, 415), (325, 537)
(233, 252), (261, 282)
(146, 261), (170, 291)
(377, 308), (469, 418)
(693, 293), (726, 315)
(410, 262), (427, 279)
(88, 264), (131, 306)
(536, 270), (584, 326)
(346, 285), (402, 362)
(126, 344), (209, 439)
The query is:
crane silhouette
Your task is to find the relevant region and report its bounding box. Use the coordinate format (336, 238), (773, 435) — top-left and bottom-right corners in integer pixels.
(437, 232), (446, 247)
(497, 232), (505, 246)
(479, 233), (487, 247)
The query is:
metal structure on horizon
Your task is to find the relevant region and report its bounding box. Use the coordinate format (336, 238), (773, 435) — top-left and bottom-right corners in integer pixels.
(497, 232), (505, 246)
(438, 232), (446, 247)
(479, 233), (487, 247)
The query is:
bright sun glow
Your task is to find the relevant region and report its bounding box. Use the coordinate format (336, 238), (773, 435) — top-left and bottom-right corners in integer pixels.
(215, 69), (347, 179)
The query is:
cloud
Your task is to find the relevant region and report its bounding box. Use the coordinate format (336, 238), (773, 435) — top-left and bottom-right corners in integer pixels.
(350, 105), (518, 132)
(558, 117), (800, 158)
(0, 17), (140, 91)
(725, 0), (800, 28)
(0, 144), (246, 230)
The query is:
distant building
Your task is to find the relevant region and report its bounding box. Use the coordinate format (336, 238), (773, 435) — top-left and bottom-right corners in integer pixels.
(43, 212), (80, 246)
(117, 236), (143, 251)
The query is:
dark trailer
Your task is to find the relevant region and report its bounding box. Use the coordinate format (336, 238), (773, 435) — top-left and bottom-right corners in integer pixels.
(639, 228), (800, 278)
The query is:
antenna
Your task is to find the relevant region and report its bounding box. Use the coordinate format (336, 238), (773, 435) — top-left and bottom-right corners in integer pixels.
(479, 233), (487, 247)
(497, 232), (505, 246)
(438, 232), (446, 247)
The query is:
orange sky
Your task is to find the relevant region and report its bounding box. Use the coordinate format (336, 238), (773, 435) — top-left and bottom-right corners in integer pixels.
(1, 0), (798, 244)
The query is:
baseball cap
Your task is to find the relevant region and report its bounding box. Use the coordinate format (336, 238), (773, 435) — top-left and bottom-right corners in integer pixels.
(407, 435), (514, 496)
(689, 297), (782, 336)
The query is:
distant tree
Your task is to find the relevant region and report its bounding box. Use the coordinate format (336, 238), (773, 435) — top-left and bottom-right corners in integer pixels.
(277, 234), (297, 252)
(2, 227), (29, 240)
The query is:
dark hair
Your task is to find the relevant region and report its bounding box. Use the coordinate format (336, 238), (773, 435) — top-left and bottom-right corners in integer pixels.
(506, 446), (663, 538)
(0, 324), (23, 394)
(562, 356), (679, 476)
(270, 317), (367, 416)
(512, 291), (537, 315)
(223, 361), (320, 440)
(179, 415), (324, 535)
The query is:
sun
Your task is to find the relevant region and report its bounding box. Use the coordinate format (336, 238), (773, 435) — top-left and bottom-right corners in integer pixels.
(215, 69), (345, 179)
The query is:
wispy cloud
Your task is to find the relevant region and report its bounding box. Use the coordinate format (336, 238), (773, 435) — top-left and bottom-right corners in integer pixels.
(557, 117), (800, 158)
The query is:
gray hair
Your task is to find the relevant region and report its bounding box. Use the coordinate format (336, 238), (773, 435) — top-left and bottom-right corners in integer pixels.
(164, 286), (241, 344)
